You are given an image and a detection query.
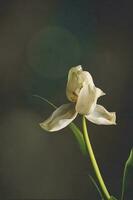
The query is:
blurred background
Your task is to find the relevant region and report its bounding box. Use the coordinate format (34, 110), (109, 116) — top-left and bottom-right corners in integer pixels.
(0, 0), (133, 199)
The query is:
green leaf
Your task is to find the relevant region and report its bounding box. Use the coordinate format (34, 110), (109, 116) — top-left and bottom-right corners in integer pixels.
(32, 94), (57, 109)
(89, 174), (104, 199)
(109, 196), (118, 200)
(89, 175), (118, 200)
(69, 122), (87, 156)
(33, 94), (87, 156)
(121, 148), (133, 200)
(89, 174), (118, 200)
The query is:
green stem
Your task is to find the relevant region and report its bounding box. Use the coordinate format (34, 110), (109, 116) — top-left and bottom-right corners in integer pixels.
(82, 116), (110, 200)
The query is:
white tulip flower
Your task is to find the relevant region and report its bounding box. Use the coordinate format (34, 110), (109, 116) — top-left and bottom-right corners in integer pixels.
(40, 65), (116, 132)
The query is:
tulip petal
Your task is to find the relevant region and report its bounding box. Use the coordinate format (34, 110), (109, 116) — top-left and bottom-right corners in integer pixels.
(40, 103), (77, 132)
(75, 83), (105, 115)
(66, 65), (82, 102)
(96, 87), (106, 98)
(85, 104), (116, 125)
(79, 70), (94, 86)
(66, 65), (95, 102)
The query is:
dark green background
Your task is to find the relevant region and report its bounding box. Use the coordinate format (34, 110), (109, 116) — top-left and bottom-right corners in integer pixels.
(0, 0), (133, 199)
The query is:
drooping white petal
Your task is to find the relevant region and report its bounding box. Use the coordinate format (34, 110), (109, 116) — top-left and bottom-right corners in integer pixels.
(85, 104), (116, 125)
(66, 65), (94, 102)
(75, 83), (105, 115)
(40, 103), (78, 132)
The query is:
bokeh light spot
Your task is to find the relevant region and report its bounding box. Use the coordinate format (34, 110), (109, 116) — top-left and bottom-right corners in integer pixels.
(27, 26), (81, 78)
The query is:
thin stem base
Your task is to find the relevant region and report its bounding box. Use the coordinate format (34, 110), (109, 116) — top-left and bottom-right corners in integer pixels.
(82, 116), (110, 200)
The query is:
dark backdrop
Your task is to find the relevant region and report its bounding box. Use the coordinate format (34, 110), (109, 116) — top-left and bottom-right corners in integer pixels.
(0, 0), (133, 199)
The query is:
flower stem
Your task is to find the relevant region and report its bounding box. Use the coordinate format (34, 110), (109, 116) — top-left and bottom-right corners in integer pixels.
(82, 116), (111, 200)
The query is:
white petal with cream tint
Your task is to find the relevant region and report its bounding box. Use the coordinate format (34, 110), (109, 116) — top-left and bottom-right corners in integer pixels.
(76, 83), (105, 115)
(66, 66), (95, 103)
(40, 103), (77, 132)
(85, 104), (116, 125)
(66, 65), (82, 102)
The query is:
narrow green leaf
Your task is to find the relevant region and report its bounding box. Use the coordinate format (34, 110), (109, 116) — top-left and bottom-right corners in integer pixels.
(89, 174), (104, 199)
(109, 196), (118, 200)
(33, 94), (87, 155)
(32, 94), (57, 109)
(69, 122), (87, 156)
(89, 175), (117, 200)
(89, 175), (118, 200)
(121, 148), (133, 200)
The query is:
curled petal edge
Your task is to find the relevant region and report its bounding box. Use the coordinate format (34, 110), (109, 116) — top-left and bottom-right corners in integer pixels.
(85, 104), (116, 125)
